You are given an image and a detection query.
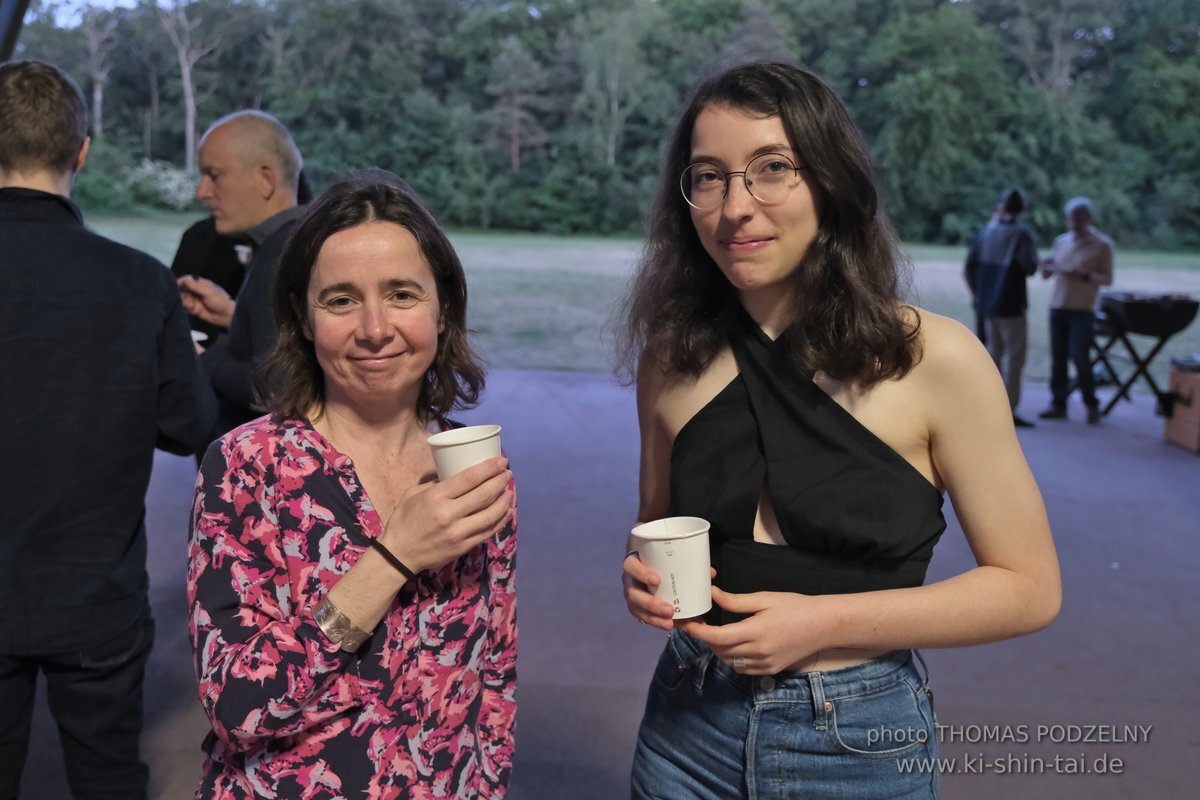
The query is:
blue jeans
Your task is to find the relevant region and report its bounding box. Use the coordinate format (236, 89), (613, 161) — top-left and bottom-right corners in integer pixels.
(1049, 308), (1098, 409)
(632, 631), (938, 799)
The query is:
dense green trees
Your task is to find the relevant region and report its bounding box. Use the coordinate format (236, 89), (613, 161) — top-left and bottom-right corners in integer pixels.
(13, 0), (1200, 247)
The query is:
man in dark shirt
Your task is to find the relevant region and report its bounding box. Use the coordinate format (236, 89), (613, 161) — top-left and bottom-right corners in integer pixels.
(170, 172), (312, 347)
(170, 215), (252, 345)
(964, 188), (1039, 428)
(176, 110), (306, 439)
(0, 60), (215, 799)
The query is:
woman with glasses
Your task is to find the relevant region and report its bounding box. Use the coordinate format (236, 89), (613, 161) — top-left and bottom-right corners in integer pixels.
(618, 61), (1060, 798)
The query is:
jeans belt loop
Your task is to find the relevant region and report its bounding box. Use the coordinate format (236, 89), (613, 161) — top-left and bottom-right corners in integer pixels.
(693, 650), (714, 694)
(912, 648), (935, 714)
(806, 671), (829, 731)
(912, 648), (932, 688)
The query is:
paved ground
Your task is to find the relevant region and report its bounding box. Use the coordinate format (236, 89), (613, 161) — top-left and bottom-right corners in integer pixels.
(16, 370), (1200, 799)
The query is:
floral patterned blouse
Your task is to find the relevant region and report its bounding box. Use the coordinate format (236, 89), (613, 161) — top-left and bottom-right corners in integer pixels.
(187, 415), (517, 799)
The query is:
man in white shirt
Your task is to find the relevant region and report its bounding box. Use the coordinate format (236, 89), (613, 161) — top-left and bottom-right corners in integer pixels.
(1038, 197), (1115, 424)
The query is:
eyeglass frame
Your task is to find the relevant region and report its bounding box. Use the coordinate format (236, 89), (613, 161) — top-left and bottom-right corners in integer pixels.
(679, 152), (810, 211)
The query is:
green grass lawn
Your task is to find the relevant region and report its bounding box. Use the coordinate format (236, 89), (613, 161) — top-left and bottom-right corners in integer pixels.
(89, 213), (198, 266)
(904, 243), (1200, 272)
(89, 213), (1200, 391)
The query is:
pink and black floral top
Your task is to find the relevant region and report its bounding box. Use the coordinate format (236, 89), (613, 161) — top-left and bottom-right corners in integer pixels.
(187, 415), (517, 799)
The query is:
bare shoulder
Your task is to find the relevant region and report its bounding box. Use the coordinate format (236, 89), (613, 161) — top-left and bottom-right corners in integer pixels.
(907, 307), (1016, 440)
(635, 357), (683, 443)
(635, 357), (677, 423)
(910, 308), (993, 383)
(639, 349), (738, 442)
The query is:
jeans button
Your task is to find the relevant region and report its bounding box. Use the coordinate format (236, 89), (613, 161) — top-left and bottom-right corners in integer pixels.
(759, 676), (776, 692)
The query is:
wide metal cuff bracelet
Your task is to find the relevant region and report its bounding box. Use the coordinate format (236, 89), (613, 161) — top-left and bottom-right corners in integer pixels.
(313, 597), (372, 653)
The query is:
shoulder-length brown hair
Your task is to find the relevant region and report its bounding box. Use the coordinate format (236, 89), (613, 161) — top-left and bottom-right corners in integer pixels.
(262, 169), (484, 424)
(616, 61), (920, 386)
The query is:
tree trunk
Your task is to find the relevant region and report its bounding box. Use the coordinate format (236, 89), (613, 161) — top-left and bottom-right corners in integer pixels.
(605, 68), (620, 167)
(145, 67), (160, 159)
(157, 1), (225, 173)
(510, 110), (520, 173)
(180, 54), (196, 172)
(80, 7), (117, 141)
(141, 110), (151, 160)
(92, 81), (104, 139)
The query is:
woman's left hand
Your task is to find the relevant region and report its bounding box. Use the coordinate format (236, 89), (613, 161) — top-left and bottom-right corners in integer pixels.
(679, 587), (833, 675)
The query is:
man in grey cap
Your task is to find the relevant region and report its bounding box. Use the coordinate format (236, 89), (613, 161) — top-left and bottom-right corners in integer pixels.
(1039, 197), (1115, 424)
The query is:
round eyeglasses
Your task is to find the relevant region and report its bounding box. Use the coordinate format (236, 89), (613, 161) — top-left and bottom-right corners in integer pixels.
(680, 153), (808, 210)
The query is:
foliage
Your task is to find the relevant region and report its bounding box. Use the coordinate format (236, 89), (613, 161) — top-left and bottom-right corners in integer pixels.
(71, 138), (200, 213)
(126, 159), (201, 210)
(13, 0), (1200, 248)
(72, 138), (139, 212)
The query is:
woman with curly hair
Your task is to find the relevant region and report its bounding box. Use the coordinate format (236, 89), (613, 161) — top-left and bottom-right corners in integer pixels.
(619, 62), (1060, 799)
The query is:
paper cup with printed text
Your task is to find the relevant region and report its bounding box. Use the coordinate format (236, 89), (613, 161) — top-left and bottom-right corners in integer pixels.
(427, 425), (502, 480)
(630, 516), (712, 619)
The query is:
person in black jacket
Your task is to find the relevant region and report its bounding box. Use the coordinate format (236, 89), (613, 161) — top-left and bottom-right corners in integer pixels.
(170, 173), (312, 346)
(964, 188), (1040, 427)
(170, 216), (251, 345)
(175, 110), (306, 439)
(0, 60), (215, 799)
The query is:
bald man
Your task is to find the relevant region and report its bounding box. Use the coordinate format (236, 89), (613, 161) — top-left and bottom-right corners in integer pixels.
(178, 110), (307, 440)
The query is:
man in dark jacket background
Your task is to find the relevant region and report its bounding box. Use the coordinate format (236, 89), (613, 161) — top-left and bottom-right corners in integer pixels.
(965, 188), (1040, 428)
(0, 60), (215, 799)
(175, 110), (306, 441)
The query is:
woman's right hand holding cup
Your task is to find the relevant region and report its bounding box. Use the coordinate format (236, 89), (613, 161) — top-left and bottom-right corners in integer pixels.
(380, 457), (512, 578)
(623, 553), (677, 631)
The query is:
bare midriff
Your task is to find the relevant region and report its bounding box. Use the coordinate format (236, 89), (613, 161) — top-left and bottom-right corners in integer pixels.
(785, 648), (894, 673)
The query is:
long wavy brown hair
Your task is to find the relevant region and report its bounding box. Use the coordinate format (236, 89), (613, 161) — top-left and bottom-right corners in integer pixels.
(616, 61), (920, 386)
(262, 170), (484, 424)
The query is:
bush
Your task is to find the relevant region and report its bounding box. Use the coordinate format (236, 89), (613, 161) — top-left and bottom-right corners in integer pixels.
(73, 139), (137, 213)
(72, 139), (200, 214)
(126, 160), (200, 211)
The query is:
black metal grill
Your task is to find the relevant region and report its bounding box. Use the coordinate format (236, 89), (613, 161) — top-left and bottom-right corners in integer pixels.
(1091, 292), (1199, 416)
(1100, 292), (1198, 338)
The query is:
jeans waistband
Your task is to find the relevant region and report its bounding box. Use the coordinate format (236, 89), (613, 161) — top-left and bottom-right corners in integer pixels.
(671, 630), (929, 703)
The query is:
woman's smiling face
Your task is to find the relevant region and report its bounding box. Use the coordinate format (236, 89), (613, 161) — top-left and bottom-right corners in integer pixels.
(687, 103), (820, 315)
(304, 221), (443, 411)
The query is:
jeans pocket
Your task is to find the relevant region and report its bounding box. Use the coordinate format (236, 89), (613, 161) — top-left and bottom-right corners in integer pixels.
(830, 677), (934, 760)
(650, 632), (692, 693)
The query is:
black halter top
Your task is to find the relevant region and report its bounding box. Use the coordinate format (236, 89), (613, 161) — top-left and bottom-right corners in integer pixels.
(668, 311), (947, 624)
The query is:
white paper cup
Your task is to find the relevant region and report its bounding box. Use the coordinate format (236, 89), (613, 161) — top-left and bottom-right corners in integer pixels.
(427, 425), (502, 480)
(630, 516), (712, 619)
